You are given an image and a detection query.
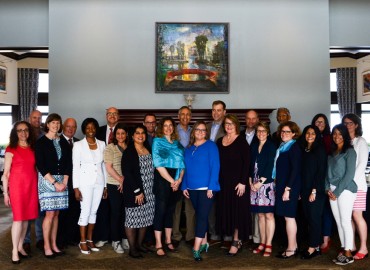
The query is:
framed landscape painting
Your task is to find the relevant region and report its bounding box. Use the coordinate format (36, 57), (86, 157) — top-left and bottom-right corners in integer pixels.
(0, 66), (6, 93)
(156, 22), (229, 93)
(362, 70), (370, 96)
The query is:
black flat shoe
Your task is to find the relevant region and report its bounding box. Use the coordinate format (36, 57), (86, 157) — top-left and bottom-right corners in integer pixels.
(12, 259), (21, 264)
(129, 251), (143, 259)
(301, 249), (321, 259)
(276, 249), (297, 259)
(18, 251), (31, 259)
(44, 253), (55, 259)
(52, 250), (65, 256)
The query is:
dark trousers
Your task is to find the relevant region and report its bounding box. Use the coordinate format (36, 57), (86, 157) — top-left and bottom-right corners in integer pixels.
(302, 193), (325, 247)
(107, 184), (125, 242)
(189, 190), (213, 238)
(153, 169), (181, 231)
(322, 197), (334, 237)
(57, 182), (80, 246)
(94, 196), (110, 242)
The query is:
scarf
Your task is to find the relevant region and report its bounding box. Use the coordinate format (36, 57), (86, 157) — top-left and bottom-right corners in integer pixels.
(271, 139), (296, 179)
(152, 137), (185, 180)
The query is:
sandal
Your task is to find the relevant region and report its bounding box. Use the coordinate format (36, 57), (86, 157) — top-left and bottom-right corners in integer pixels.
(253, 243), (266, 254)
(78, 242), (91, 255)
(226, 240), (242, 257)
(86, 240), (100, 252)
(165, 242), (179, 253)
(354, 252), (369, 260)
(263, 245), (272, 257)
(156, 247), (166, 257)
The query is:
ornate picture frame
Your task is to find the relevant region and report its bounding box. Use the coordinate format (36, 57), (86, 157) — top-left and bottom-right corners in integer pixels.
(0, 66), (6, 93)
(155, 22), (229, 93)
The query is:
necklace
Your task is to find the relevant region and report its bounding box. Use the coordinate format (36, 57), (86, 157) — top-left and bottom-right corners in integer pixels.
(136, 146), (146, 154)
(304, 147), (311, 152)
(88, 140), (97, 146)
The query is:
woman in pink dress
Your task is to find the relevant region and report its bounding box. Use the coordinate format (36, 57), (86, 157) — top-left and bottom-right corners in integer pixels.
(2, 121), (38, 264)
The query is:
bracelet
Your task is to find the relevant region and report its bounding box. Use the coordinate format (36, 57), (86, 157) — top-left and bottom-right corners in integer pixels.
(311, 191), (317, 195)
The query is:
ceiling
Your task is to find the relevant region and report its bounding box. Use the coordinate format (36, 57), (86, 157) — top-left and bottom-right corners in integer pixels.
(0, 46), (370, 61)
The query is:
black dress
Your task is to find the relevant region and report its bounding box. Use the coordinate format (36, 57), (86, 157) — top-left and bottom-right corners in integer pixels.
(216, 135), (250, 241)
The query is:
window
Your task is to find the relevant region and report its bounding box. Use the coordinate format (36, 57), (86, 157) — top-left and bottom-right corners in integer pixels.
(330, 70), (341, 128)
(0, 105), (13, 147)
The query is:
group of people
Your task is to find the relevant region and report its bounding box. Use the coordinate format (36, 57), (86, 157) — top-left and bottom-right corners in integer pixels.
(1, 102), (368, 266)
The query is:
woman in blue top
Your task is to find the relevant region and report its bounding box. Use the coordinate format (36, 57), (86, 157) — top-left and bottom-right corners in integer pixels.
(182, 121), (220, 261)
(152, 117), (185, 257)
(326, 124), (357, 266)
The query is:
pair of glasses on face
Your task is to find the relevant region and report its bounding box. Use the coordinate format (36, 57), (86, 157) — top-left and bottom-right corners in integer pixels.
(17, 129), (29, 133)
(194, 128), (206, 133)
(107, 112), (118, 116)
(280, 130), (292, 134)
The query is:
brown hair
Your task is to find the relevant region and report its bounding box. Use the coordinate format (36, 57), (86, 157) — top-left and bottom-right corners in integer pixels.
(223, 114), (241, 134)
(8, 121), (35, 149)
(277, 121), (301, 139)
(189, 121), (209, 146)
(256, 121), (270, 135)
(155, 116), (179, 141)
(44, 113), (63, 133)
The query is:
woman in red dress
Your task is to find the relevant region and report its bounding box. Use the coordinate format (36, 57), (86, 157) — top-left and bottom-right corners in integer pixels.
(2, 121), (38, 264)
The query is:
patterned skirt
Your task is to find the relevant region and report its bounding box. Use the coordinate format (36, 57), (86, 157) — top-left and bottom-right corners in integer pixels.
(125, 154), (155, 228)
(250, 164), (275, 213)
(38, 173), (68, 211)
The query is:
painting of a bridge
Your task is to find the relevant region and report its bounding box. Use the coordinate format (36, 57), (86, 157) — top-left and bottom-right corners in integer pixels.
(156, 22), (229, 93)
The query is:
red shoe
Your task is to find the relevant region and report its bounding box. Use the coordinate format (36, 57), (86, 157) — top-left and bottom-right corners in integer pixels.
(320, 240), (331, 254)
(263, 245), (272, 257)
(253, 243), (266, 254)
(354, 252), (369, 260)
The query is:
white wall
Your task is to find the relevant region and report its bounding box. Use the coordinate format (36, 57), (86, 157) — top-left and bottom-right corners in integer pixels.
(329, 0), (370, 46)
(0, 0), (48, 47)
(49, 0), (330, 131)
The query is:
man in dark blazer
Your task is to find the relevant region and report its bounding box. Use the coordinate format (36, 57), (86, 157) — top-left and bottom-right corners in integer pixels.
(57, 118), (80, 248)
(241, 110), (261, 247)
(206, 100), (230, 247)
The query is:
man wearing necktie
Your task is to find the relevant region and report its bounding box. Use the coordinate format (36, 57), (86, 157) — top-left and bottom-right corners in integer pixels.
(57, 118), (80, 248)
(95, 107), (120, 248)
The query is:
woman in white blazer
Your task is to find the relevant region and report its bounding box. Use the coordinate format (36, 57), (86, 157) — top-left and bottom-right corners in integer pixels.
(73, 118), (107, 255)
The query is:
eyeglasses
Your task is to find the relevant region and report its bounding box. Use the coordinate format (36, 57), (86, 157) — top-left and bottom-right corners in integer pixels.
(194, 128), (207, 133)
(256, 129), (267, 133)
(144, 121), (156, 125)
(224, 122), (235, 126)
(106, 112), (118, 116)
(17, 129), (29, 133)
(343, 121), (354, 126)
(315, 120), (325, 125)
(280, 130), (292, 134)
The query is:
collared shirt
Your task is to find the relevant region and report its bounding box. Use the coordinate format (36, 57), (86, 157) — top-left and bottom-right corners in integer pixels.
(210, 123), (221, 142)
(177, 124), (191, 148)
(62, 134), (73, 144)
(105, 125), (116, 144)
(245, 129), (255, 145)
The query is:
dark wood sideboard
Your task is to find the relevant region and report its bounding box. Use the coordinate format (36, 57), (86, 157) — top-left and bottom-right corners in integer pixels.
(117, 109), (274, 127)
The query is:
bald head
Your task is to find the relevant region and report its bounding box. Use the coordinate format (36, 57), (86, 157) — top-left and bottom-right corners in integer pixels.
(63, 118), (77, 139)
(245, 110), (259, 132)
(106, 107), (119, 127)
(29, 110), (42, 128)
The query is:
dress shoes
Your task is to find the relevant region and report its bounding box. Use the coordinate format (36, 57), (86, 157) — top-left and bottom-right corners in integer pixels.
(23, 243), (31, 254)
(12, 259), (21, 264)
(301, 249), (321, 259)
(18, 251), (31, 259)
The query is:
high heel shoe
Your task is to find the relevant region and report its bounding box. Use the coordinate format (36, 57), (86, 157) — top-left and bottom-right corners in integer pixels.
(193, 248), (202, 261)
(78, 242), (91, 255)
(200, 243), (209, 253)
(263, 245), (273, 257)
(18, 251), (31, 258)
(86, 240), (100, 252)
(276, 248), (297, 259)
(226, 240), (242, 257)
(12, 259), (21, 264)
(253, 243), (266, 254)
(320, 239), (331, 254)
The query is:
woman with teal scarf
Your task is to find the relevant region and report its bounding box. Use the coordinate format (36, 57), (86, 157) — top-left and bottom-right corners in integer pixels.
(273, 121), (302, 259)
(152, 117), (185, 257)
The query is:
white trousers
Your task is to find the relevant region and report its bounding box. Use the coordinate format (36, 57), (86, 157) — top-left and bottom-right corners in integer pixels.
(78, 184), (104, 226)
(330, 189), (356, 250)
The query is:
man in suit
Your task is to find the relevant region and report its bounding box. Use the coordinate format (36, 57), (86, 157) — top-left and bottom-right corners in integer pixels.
(23, 110), (45, 253)
(172, 106), (196, 247)
(57, 118), (80, 248)
(143, 113), (157, 148)
(242, 110), (261, 247)
(206, 100), (231, 248)
(95, 107), (128, 251)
